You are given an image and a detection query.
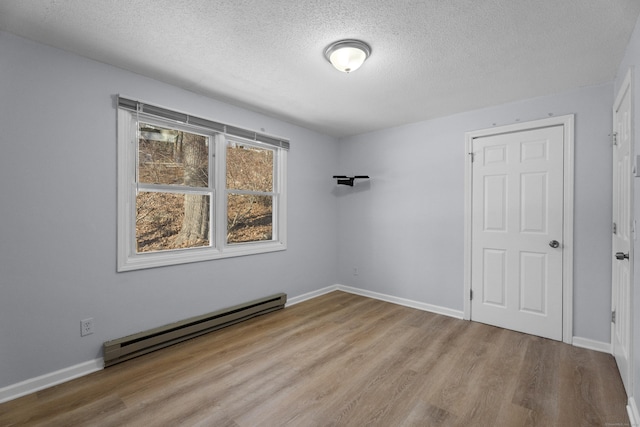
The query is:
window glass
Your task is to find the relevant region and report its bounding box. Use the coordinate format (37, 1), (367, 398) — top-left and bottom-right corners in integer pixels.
(226, 142), (273, 191)
(226, 141), (275, 244)
(227, 194), (273, 244)
(138, 123), (209, 187)
(136, 192), (211, 252)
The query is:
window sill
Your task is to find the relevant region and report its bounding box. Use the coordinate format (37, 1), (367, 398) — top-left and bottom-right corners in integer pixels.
(117, 241), (287, 272)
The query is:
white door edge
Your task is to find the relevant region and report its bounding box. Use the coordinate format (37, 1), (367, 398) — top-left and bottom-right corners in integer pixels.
(463, 114), (575, 344)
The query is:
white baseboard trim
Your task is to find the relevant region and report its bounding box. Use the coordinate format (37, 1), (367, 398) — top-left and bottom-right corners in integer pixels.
(292, 287), (613, 352)
(0, 358), (104, 404)
(287, 285), (464, 320)
(571, 336), (611, 354)
(336, 285), (465, 319)
(628, 397), (640, 426)
(286, 285), (339, 306)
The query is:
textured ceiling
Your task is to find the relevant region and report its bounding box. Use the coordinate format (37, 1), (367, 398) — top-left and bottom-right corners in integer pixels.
(1, 1), (639, 138)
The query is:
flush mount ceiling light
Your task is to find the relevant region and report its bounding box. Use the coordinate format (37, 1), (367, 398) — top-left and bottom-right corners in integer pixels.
(324, 39), (371, 73)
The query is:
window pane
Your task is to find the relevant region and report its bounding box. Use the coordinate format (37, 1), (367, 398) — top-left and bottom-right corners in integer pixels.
(139, 123), (209, 187)
(226, 142), (273, 191)
(136, 191), (210, 252)
(227, 193), (273, 244)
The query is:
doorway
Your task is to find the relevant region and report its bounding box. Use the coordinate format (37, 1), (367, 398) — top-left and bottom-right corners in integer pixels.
(464, 116), (574, 343)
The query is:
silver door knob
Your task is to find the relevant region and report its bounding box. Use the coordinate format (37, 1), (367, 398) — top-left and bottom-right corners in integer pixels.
(616, 252), (629, 260)
(549, 240), (560, 248)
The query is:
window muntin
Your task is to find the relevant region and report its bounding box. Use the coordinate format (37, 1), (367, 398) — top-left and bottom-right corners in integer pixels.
(117, 100), (287, 271)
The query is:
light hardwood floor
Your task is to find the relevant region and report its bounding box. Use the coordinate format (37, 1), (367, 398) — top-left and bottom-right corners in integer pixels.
(0, 291), (630, 426)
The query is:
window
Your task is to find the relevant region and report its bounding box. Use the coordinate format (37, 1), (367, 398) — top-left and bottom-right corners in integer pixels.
(117, 97), (288, 271)
(226, 140), (275, 244)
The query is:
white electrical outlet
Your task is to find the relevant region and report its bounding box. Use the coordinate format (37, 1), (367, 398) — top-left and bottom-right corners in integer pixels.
(80, 318), (94, 337)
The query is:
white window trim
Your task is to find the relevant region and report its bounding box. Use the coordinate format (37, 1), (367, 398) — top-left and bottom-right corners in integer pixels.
(117, 101), (287, 272)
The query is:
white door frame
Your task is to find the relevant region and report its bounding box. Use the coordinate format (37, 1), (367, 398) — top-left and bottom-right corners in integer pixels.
(463, 115), (575, 344)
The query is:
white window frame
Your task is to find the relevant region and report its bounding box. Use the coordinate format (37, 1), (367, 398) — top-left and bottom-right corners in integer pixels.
(117, 98), (287, 272)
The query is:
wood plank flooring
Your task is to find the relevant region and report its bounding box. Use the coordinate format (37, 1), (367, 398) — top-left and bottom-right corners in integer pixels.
(0, 291), (630, 426)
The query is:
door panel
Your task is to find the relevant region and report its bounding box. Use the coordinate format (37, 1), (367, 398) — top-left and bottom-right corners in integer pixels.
(520, 251), (546, 314)
(483, 249), (506, 306)
(484, 175), (507, 231)
(521, 172), (547, 233)
(612, 73), (632, 395)
(471, 125), (564, 340)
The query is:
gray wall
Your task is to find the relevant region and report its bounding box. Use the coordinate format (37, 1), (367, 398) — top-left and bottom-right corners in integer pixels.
(615, 11), (640, 412)
(0, 31), (340, 388)
(336, 83), (614, 343)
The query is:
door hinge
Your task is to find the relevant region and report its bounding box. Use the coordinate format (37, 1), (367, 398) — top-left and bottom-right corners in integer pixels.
(612, 132), (618, 146)
(470, 289), (473, 300)
(612, 310), (616, 324)
(468, 152), (474, 162)
(613, 222), (617, 235)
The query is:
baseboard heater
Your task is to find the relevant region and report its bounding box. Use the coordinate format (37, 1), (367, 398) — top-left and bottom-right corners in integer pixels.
(103, 292), (287, 367)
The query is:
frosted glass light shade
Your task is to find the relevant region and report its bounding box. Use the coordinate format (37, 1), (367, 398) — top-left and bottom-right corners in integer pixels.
(324, 40), (371, 73)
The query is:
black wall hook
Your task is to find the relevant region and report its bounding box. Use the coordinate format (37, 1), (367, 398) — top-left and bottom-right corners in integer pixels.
(333, 175), (370, 186)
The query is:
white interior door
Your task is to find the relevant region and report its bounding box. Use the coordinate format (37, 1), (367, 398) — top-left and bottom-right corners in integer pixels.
(612, 71), (633, 395)
(470, 125), (564, 340)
